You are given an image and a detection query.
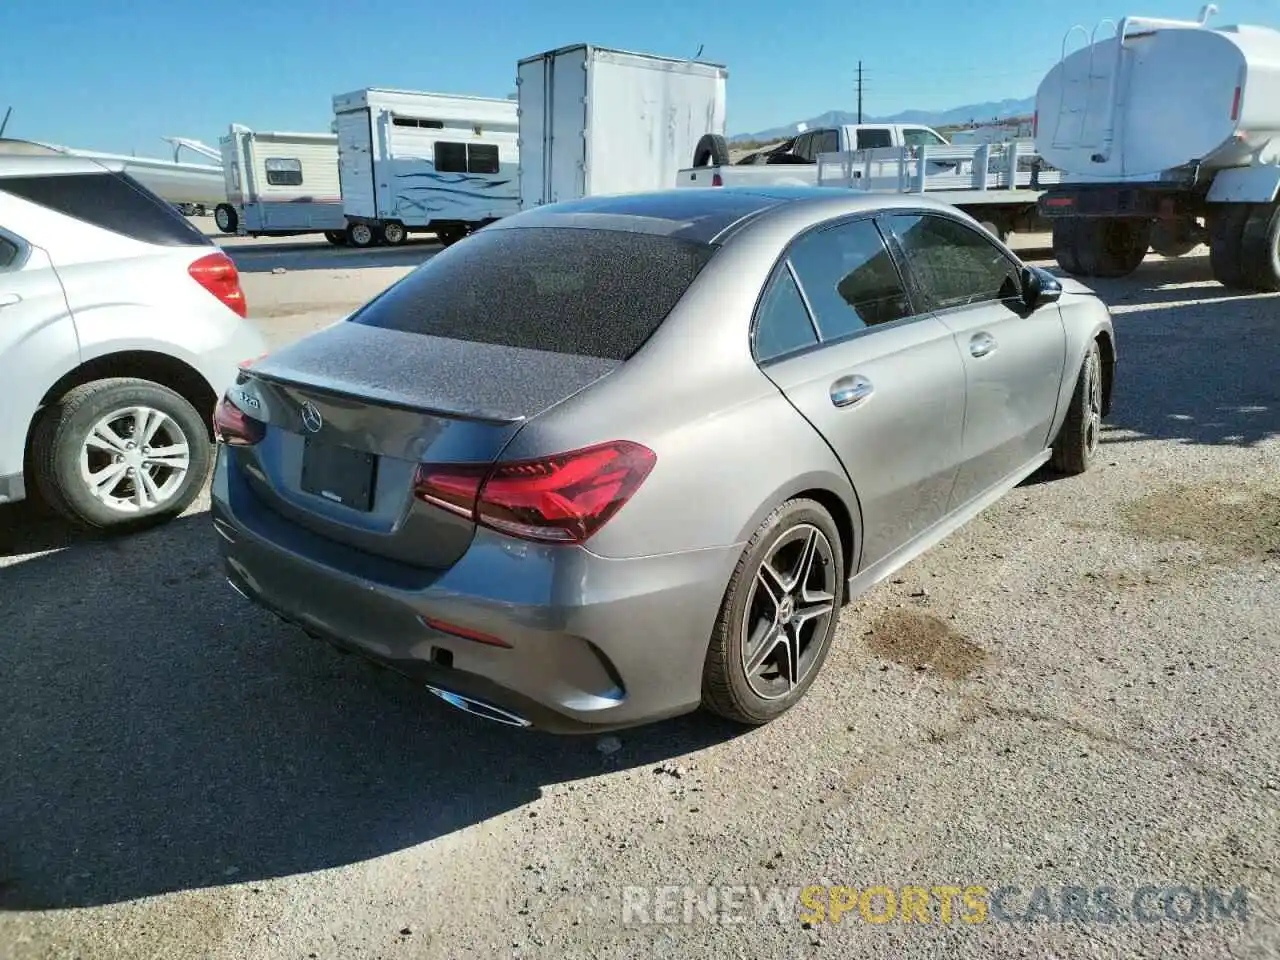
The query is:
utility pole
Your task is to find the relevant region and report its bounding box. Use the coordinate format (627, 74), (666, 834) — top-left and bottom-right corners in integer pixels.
(856, 62), (864, 124)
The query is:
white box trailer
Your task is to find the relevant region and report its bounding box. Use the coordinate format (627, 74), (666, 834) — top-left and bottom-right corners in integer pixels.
(332, 87), (519, 247)
(214, 125), (346, 242)
(516, 45), (728, 209)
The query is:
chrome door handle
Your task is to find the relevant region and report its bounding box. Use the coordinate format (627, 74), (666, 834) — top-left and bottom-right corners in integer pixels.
(831, 374), (874, 408)
(969, 332), (997, 358)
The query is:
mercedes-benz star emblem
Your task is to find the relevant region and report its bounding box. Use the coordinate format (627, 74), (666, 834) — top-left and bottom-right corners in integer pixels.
(300, 401), (323, 433)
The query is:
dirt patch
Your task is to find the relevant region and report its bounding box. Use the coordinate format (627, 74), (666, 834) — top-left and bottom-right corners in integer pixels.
(864, 609), (988, 680)
(1119, 481), (1280, 562)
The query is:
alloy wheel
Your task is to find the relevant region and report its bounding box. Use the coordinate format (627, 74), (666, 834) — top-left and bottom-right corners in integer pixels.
(79, 406), (192, 514)
(740, 523), (838, 700)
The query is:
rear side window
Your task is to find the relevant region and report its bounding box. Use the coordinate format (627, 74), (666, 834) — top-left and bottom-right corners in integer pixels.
(350, 226), (716, 360)
(753, 267), (819, 362)
(787, 218), (914, 338)
(856, 129), (893, 150)
(0, 172), (212, 247)
(886, 213), (1021, 310)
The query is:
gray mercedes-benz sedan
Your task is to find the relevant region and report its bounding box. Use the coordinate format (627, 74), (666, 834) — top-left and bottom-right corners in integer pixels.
(210, 187), (1116, 733)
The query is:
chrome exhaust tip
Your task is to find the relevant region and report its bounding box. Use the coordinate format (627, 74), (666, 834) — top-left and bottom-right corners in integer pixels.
(426, 685), (532, 728)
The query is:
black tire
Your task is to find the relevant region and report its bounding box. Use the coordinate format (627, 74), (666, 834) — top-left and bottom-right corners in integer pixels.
(1052, 218), (1085, 276)
(29, 378), (212, 532)
(380, 221), (408, 246)
(1238, 202), (1280, 292)
(1050, 341), (1104, 476)
(214, 203), (238, 234)
(702, 498), (845, 725)
(692, 133), (731, 168)
(1149, 219), (1198, 258)
(435, 224), (468, 247)
(346, 222), (376, 248)
(1075, 218), (1150, 278)
(1207, 204), (1252, 288)
(323, 230), (347, 246)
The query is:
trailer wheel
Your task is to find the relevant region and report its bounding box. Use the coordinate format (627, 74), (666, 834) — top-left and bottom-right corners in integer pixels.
(1150, 218), (1198, 258)
(380, 221), (408, 245)
(1207, 204), (1252, 289)
(1238, 202), (1280, 292)
(214, 204), (238, 234)
(692, 133), (731, 168)
(1055, 217), (1149, 278)
(347, 222), (376, 248)
(323, 231), (347, 246)
(435, 224), (468, 247)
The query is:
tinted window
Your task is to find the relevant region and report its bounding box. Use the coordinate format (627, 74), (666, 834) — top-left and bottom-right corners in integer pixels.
(351, 226), (716, 361)
(816, 130), (840, 156)
(856, 129), (893, 150)
(434, 141), (467, 173)
(787, 218), (914, 338)
(265, 157), (303, 186)
(753, 267), (818, 361)
(468, 143), (500, 175)
(0, 173), (212, 247)
(903, 128), (946, 147)
(887, 213), (1021, 310)
(0, 235), (18, 269)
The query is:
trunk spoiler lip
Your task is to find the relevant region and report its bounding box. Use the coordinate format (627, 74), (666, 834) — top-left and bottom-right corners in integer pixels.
(241, 367), (528, 428)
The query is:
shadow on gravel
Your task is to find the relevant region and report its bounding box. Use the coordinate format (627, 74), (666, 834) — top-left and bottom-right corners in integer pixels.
(225, 240), (440, 275)
(1057, 255), (1280, 449)
(0, 512), (744, 911)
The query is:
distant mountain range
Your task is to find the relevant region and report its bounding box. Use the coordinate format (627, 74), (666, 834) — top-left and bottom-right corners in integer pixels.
(729, 96), (1037, 143)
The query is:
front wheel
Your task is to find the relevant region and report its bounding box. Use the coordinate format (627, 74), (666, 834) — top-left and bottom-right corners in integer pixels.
(702, 499), (845, 725)
(1050, 341), (1104, 476)
(30, 378), (212, 531)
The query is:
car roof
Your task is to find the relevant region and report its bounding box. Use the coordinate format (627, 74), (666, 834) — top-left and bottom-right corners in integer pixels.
(0, 141), (125, 178)
(485, 187), (974, 245)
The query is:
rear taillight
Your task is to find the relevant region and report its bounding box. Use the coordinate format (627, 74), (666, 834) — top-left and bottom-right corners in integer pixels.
(213, 393), (266, 446)
(1230, 85), (1242, 121)
(189, 251), (247, 317)
(711, 173), (723, 187)
(413, 440), (657, 545)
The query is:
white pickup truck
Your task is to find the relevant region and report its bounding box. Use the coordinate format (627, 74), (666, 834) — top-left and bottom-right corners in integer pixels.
(680, 123), (1056, 243)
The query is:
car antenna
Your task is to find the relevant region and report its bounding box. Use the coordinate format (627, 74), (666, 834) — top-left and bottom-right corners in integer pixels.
(0, 107), (12, 139)
(693, 43), (705, 60)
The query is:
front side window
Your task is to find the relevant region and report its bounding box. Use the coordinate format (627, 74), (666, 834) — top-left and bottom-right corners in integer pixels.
(856, 128), (893, 150)
(903, 128), (947, 147)
(815, 130), (840, 156)
(786, 218), (915, 338)
(753, 267), (819, 362)
(265, 158), (303, 186)
(886, 213), (1021, 311)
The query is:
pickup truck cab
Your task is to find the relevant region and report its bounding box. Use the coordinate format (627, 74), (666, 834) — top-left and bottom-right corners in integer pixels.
(680, 123), (950, 188)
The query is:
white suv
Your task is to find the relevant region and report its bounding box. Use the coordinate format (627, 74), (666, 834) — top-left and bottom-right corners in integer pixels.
(0, 142), (267, 530)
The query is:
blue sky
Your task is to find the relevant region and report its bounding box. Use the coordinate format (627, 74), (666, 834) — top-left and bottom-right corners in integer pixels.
(7, 0), (1278, 156)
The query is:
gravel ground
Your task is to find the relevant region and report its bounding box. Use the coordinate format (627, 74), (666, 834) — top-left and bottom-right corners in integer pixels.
(1, 239), (1277, 959)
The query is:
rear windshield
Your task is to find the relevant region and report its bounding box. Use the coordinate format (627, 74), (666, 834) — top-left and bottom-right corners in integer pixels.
(350, 226), (717, 360)
(0, 171), (212, 247)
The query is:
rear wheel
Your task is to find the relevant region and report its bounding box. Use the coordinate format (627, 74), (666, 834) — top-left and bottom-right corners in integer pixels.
(702, 499), (844, 725)
(1053, 217), (1150, 278)
(1208, 204), (1252, 289)
(380, 221), (408, 245)
(1239, 202), (1280, 292)
(214, 203), (238, 234)
(1050, 341), (1104, 476)
(435, 224), (468, 247)
(323, 230), (347, 246)
(30, 378), (211, 531)
(347, 222), (376, 248)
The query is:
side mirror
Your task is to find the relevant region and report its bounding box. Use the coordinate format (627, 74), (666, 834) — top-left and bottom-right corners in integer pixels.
(1020, 265), (1062, 311)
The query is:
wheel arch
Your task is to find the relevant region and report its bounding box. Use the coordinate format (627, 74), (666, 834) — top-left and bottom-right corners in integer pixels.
(1095, 327), (1116, 417)
(36, 351), (218, 443)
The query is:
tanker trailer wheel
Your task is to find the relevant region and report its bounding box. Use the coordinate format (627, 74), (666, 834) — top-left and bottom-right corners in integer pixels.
(1150, 218), (1199, 259)
(214, 204), (238, 234)
(1207, 204), (1253, 289)
(1056, 217), (1150, 278)
(1239, 203), (1280, 292)
(692, 133), (731, 168)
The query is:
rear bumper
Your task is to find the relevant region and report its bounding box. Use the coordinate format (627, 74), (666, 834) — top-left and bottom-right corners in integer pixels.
(209, 451), (742, 734)
(1037, 183), (1197, 219)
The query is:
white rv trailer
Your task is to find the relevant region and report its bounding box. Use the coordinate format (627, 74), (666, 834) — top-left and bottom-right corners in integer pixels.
(214, 124), (346, 242)
(516, 45), (728, 209)
(332, 88), (519, 247)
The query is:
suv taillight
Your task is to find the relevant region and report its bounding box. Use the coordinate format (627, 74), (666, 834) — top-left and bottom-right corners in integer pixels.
(413, 440), (657, 545)
(213, 393), (265, 446)
(189, 251), (247, 317)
